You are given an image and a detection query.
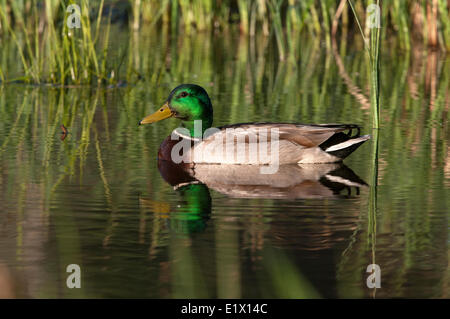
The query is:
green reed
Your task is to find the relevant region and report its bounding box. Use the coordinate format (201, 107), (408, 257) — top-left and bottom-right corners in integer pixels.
(127, 0), (449, 55)
(347, 0), (380, 129)
(0, 1), (449, 85)
(0, 0), (128, 85)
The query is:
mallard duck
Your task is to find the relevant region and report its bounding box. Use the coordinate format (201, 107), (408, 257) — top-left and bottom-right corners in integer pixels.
(139, 84), (370, 165)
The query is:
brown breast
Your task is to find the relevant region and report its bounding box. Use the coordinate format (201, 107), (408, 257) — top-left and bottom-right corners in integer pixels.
(157, 135), (196, 186)
(158, 135), (196, 161)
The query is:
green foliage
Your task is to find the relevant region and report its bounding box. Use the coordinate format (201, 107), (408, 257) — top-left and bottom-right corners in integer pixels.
(0, 1), (448, 85)
(0, 0), (129, 85)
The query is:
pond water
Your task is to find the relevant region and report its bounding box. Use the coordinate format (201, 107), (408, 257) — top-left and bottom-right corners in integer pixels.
(0, 30), (448, 298)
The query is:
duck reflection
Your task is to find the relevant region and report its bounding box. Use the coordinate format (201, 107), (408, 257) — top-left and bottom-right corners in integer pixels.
(140, 159), (367, 234)
(158, 159), (367, 199)
(140, 160), (211, 234)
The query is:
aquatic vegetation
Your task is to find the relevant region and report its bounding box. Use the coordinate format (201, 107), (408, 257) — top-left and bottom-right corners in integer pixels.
(0, 1), (448, 85)
(347, 0), (381, 128)
(0, 0), (124, 85)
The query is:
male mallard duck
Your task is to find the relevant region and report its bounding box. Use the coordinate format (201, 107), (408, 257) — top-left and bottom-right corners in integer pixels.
(139, 84), (370, 165)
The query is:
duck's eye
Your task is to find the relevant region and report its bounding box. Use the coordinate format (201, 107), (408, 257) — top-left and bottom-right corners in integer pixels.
(179, 91), (189, 98)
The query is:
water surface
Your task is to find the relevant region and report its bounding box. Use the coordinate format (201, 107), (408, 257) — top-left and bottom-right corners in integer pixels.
(0, 30), (448, 298)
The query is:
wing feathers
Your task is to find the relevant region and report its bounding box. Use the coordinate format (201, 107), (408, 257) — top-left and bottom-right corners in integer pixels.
(204, 122), (358, 148)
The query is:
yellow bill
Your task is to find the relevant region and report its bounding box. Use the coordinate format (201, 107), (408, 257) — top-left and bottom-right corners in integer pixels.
(139, 102), (174, 125)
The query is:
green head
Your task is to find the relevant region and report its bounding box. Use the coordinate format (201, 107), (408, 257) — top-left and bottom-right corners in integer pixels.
(139, 84), (213, 138)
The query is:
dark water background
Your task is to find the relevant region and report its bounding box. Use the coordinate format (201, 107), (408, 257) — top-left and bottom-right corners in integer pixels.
(0, 29), (448, 298)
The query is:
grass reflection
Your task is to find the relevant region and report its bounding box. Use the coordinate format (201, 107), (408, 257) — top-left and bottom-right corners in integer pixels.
(0, 31), (448, 298)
